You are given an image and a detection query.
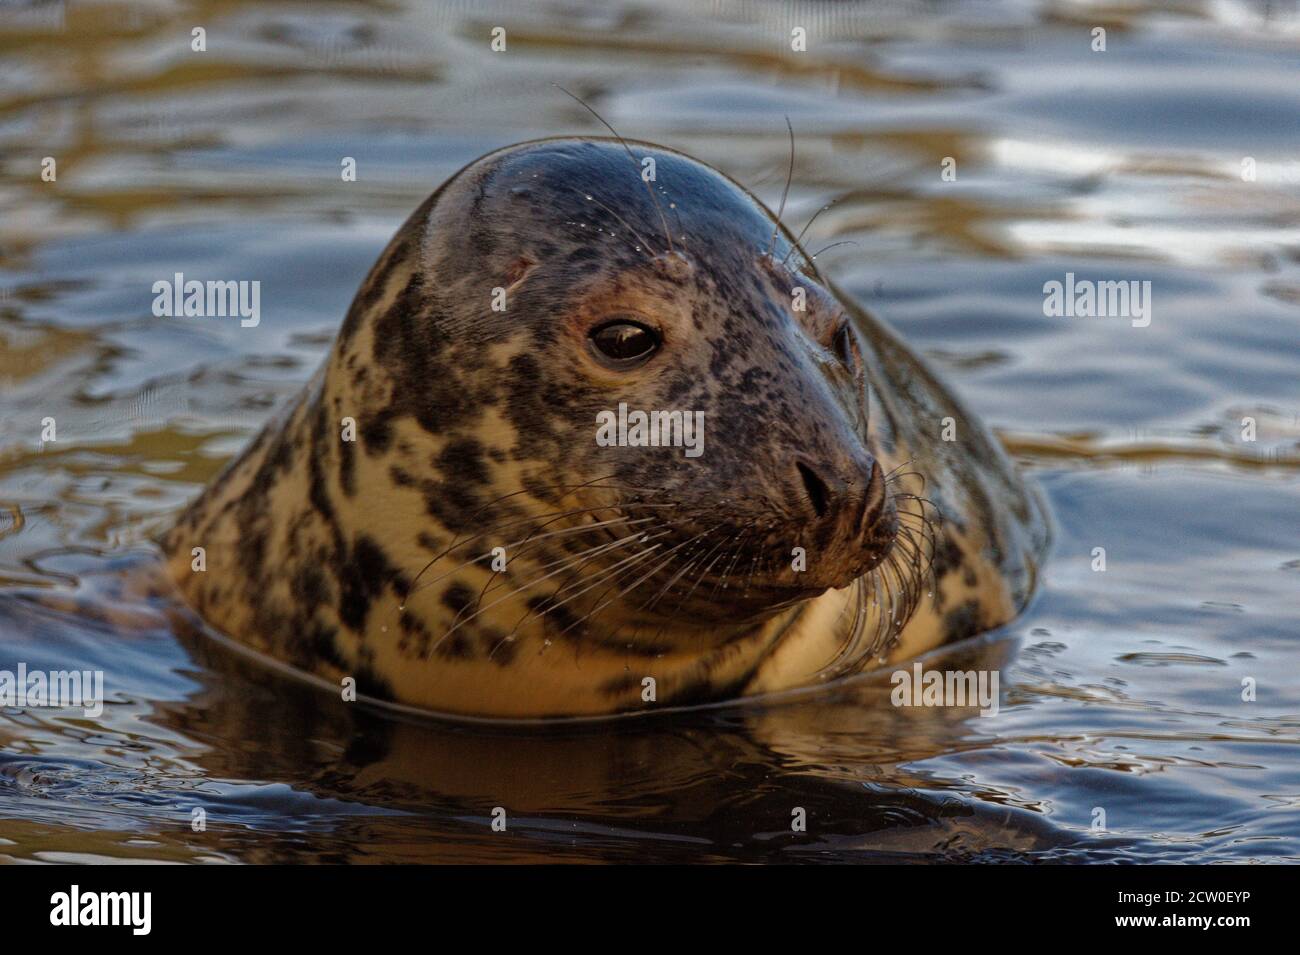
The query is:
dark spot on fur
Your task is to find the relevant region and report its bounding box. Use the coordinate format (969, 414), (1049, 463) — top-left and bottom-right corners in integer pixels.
(307, 621), (348, 671)
(599, 673), (645, 697)
(340, 235), (414, 344)
(479, 627), (517, 666)
(441, 582), (475, 615)
(942, 599), (983, 643)
(434, 632), (474, 660)
(292, 564), (332, 607)
(362, 409), (395, 454)
(339, 435), (356, 496)
(337, 534), (406, 631)
(237, 524), (268, 583)
(398, 612), (432, 656)
(930, 535), (964, 579)
(435, 437), (489, 485)
(526, 594), (580, 636)
(353, 660), (396, 701)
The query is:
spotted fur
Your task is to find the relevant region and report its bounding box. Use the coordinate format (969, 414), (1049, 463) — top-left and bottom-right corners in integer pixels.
(160, 138), (1048, 718)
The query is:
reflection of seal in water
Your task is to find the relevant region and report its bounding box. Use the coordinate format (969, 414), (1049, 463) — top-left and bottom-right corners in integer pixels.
(160, 137), (1048, 718)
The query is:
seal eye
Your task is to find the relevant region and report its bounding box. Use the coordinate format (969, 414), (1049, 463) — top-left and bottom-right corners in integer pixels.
(588, 319), (660, 368)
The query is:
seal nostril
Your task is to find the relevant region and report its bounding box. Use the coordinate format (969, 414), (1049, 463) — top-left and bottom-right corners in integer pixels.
(861, 461), (886, 527)
(796, 461), (831, 519)
(832, 321), (855, 368)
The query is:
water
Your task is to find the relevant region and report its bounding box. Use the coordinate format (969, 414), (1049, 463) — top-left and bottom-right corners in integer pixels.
(1, 0), (1298, 863)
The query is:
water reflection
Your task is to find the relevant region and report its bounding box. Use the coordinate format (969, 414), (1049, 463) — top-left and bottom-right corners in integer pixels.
(1, 0), (1298, 862)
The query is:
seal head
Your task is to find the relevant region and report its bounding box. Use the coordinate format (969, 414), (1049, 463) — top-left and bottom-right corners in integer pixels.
(374, 141), (897, 618)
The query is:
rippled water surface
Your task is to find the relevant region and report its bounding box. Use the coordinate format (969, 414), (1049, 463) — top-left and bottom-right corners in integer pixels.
(1, 0), (1298, 862)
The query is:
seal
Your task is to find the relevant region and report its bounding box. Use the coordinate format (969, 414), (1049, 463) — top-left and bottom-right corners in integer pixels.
(160, 136), (1048, 718)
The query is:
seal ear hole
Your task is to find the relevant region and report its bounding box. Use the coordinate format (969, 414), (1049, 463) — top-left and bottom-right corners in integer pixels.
(832, 315), (863, 374)
(587, 317), (661, 369)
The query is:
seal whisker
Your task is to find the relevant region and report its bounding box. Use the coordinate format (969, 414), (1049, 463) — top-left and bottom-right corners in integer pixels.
(822, 573), (870, 676)
(892, 529), (934, 591)
(766, 115), (795, 259)
(556, 521), (700, 617)
(445, 529), (656, 642)
(401, 506), (673, 603)
(493, 522), (681, 656)
(480, 531), (651, 642)
(896, 502), (940, 539)
(894, 514), (935, 561)
(501, 521), (680, 650)
(668, 196), (689, 254)
(663, 527), (737, 617)
(886, 468), (929, 495)
(554, 530), (712, 641)
(893, 493), (945, 529)
(713, 530), (752, 595)
(545, 520), (683, 599)
(526, 526), (695, 640)
(833, 570), (864, 631)
(553, 83), (675, 255)
(898, 523), (939, 570)
(572, 187), (659, 257)
(637, 523), (723, 613)
(466, 497), (680, 602)
(473, 514), (661, 603)
(895, 504), (942, 536)
(822, 521), (932, 676)
(781, 198), (836, 269)
(406, 474), (631, 591)
(741, 551), (761, 599)
(809, 239), (861, 261)
(892, 489), (942, 513)
(537, 516), (684, 607)
(433, 474), (658, 541)
(406, 483), (672, 577)
(898, 525), (940, 599)
(854, 575), (871, 657)
(863, 566), (894, 670)
(424, 524), (679, 658)
(882, 458), (916, 481)
(532, 547), (669, 655)
(880, 553), (904, 645)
